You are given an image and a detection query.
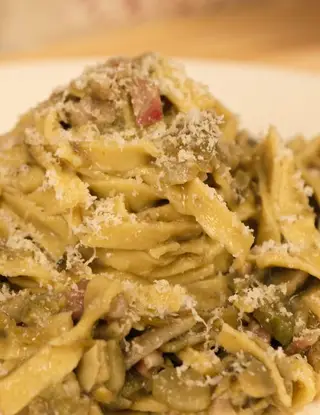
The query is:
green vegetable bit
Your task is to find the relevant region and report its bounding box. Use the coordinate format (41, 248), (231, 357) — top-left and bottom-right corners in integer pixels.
(254, 305), (294, 346)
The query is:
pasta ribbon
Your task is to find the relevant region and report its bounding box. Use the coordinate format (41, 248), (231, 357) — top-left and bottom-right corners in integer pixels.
(168, 178), (254, 258)
(1, 53), (320, 415)
(0, 343), (83, 415)
(217, 323), (291, 408)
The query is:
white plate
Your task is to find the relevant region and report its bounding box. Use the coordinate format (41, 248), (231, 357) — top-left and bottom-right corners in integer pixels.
(0, 58), (320, 414)
(1, 58), (320, 139)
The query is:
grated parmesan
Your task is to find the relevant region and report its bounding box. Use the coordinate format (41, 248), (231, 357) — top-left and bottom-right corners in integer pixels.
(253, 239), (302, 255)
(229, 281), (287, 312)
(293, 170), (314, 197)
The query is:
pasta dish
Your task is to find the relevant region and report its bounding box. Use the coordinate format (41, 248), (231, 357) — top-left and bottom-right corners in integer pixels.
(0, 53), (320, 415)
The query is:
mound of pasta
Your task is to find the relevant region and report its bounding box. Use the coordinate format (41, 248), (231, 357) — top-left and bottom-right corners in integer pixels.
(1, 53), (320, 415)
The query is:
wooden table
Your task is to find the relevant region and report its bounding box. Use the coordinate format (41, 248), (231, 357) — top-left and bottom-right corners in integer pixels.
(1, 0), (320, 72)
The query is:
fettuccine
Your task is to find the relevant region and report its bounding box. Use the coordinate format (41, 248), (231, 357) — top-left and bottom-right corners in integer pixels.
(0, 53), (320, 414)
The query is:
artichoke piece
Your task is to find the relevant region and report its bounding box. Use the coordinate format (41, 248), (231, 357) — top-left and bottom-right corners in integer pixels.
(160, 331), (206, 353)
(152, 367), (211, 412)
(237, 358), (275, 398)
(125, 315), (196, 368)
(121, 371), (150, 399)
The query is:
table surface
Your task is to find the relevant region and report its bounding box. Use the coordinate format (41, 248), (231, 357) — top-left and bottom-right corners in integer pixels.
(1, 0), (320, 73)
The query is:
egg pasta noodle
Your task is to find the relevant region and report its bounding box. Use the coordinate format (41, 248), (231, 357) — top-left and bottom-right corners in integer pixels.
(0, 53), (320, 414)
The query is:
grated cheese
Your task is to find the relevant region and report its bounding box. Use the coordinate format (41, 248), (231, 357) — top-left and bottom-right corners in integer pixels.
(82, 197), (125, 233)
(65, 245), (92, 276)
(229, 282), (287, 312)
(121, 278), (198, 319)
(24, 127), (44, 146)
(0, 284), (16, 302)
(293, 171), (314, 197)
(253, 239), (302, 255)
(152, 110), (220, 178)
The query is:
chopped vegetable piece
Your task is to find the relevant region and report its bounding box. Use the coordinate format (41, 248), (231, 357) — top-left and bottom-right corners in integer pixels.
(125, 315), (196, 369)
(238, 358), (275, 398)
(152, 367), (211, 412)
(160, 331), (206, 353)
(254, 305), (294, 347)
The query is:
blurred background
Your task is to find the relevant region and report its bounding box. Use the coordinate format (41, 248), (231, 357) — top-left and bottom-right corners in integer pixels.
(0, 0), (319, 71)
